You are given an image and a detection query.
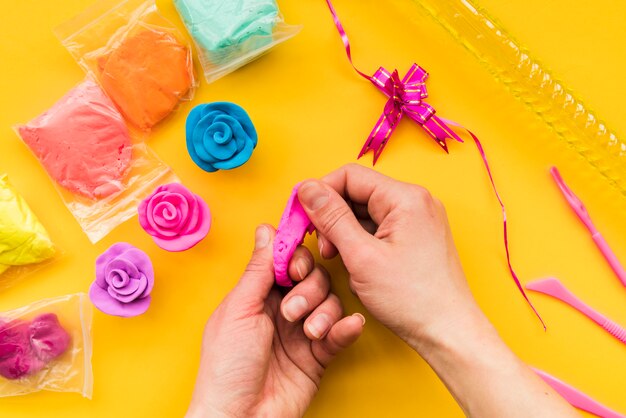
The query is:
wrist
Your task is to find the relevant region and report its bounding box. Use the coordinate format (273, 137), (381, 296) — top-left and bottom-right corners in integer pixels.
(186, 400), (232, 418)
(406, 303), (495, 359)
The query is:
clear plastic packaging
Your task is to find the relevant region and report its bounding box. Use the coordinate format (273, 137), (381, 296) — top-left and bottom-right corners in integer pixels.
(54, 0), (197, 132)
(15, 78), (178, 243)
(0, 293), (93, 398)
(0, 174), (57, 289)
(397, 0), (626, 198)
(173, 0), (301, 83)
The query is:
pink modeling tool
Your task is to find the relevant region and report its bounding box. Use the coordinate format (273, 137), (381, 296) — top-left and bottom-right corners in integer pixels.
(533, 368), (625, 418)
(526, 277), (626, 344)
(551, 167), (626, 287)
(273, 184), (316, 287)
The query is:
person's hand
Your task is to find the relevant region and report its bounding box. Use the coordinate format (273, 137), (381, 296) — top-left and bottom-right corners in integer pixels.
(187, 225), (365, 418)
(297, 164), (485, 351)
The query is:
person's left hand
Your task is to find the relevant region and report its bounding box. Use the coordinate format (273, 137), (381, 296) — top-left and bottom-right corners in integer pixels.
(187, 225), (365, 418)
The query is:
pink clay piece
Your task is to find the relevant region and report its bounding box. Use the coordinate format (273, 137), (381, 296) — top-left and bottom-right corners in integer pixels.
(273, 184), (315, 287)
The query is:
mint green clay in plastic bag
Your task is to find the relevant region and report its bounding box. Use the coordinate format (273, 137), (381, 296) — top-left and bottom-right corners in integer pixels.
(174, 0), (301, 82)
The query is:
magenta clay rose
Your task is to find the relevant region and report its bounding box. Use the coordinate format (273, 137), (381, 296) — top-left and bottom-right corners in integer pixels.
(138, 183), (211, 252)
(89, 243), (154, 318)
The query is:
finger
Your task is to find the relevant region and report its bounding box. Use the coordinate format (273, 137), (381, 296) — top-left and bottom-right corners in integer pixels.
(359, 219), (377, 235)
(288, 246), (315, 282)
(353, 202), (371, 220)
(312, 313), (365, 367)
(321, 163), (394, 204)
(234, 225), (276, 301)
(303, 293), (343, 340)
(349, 200), (377, 234)
(281, 265), (331, 322)
(318, 222), (376, 260)
(434, 196), (448, 218)
(317, 228), (376, 262)
(317, 233), (338, 259)
(348, 280), (358, 296)
(298, 180), (373, 257)
(321, 163), (401, 226)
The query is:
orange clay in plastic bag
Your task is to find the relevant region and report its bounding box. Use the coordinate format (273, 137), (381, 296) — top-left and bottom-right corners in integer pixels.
(97, 28), (194, 130)
(54, 0), (196, 133)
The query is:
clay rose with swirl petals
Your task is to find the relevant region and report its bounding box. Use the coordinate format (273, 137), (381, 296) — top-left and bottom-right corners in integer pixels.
(186, 102), (258, 172)
(138, 183), (211, 252)
(89, 243), (154, 317)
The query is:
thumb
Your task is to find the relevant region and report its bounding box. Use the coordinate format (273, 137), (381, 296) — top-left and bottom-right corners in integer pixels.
(234, 224), (277, 301)
(298, 180), (370, 256)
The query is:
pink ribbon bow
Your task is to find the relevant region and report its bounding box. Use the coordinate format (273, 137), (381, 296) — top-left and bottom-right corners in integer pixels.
(325, 0), (545, 328)
(363, 65), (464, 163)
(326, 0), (464, 163)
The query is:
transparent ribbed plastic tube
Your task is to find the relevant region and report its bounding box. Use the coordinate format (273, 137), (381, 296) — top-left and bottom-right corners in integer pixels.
(403, 0), (626, 197)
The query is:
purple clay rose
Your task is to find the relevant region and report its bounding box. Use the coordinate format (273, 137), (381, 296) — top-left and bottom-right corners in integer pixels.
(138, 183), (211, 252)
(89, 243), (154, 317)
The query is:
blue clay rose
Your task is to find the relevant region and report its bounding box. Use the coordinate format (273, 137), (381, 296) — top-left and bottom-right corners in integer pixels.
(186, 102), (258, 172)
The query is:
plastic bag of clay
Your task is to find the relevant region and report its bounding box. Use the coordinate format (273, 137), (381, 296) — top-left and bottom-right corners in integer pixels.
(173, 0), (301, 82)
(0, 174), (57, 289)
(15, 78), (178, 243)
(54, 0), (197, 133)
(0, 293), (93, 398)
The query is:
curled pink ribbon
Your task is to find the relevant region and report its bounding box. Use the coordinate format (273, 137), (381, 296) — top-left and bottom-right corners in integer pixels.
(325, 0), (544, 328)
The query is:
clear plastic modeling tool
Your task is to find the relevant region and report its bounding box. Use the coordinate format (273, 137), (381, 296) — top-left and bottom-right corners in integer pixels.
(401, 0), (626, 198)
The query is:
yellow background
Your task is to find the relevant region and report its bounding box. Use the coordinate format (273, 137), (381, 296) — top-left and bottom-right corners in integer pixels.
(1, 0), (625, 416)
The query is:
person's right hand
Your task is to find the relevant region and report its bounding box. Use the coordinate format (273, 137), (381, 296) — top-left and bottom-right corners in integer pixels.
(297, 164), (485, 351)
(296, 164), (579, 418)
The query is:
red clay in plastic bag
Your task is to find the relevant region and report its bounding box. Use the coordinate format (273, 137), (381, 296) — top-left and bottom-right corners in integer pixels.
(18, 79), (132, 200)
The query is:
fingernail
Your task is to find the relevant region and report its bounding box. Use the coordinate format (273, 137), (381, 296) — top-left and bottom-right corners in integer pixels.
(318, 236), (325, 256)
(307, 313), (331, 339)
(255, 226), (270, 250)
(295, 258), (309, 280)
(282, 295), (309, 322)
(352, 313), (366, 326)
(299, 181), (329, 211)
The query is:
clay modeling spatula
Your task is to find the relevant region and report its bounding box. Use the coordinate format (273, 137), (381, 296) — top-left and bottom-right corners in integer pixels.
(551, 167), (626, 288)
(533, 368), (626, 418)
(526, 277), (626, 344)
